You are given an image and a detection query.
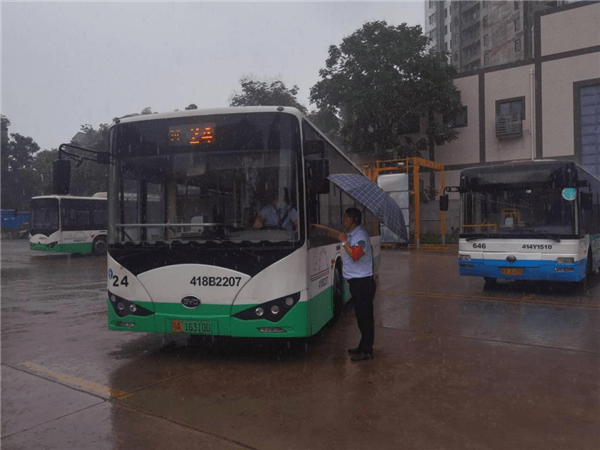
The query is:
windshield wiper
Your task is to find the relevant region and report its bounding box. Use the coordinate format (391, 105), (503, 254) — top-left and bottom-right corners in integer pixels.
(465, 234), (496, 241)
(509, 229), (562, 242)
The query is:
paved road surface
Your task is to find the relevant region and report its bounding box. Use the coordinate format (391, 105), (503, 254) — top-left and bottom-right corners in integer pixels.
(2, 240), (599, 449)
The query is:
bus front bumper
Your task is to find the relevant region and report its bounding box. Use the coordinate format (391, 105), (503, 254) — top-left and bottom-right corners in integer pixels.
(107, 298), (312, 338)
(458, 258), (587, 282)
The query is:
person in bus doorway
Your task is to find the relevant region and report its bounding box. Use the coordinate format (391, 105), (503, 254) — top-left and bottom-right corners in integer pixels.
(312, 207), (376, 362)
(253, 191), (299, 232)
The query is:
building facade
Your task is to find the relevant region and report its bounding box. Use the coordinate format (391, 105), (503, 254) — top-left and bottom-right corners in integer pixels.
(425, 0), (575, 72)
(434, 1), (600, 232)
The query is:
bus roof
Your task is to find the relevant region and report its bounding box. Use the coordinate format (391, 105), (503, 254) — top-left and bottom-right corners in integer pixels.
(113, 106), (306, 126)
(111, 105), (364, 177)
(461, 159), (569, 176)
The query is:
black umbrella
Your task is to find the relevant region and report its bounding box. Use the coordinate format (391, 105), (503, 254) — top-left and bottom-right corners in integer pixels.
(328, 174), (408, 243)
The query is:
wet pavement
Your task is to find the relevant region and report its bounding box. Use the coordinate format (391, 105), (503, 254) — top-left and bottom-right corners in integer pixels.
(1, 239), (599, 449)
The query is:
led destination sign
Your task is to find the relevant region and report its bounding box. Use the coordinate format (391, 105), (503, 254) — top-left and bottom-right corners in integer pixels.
(169, 124), (215, 146)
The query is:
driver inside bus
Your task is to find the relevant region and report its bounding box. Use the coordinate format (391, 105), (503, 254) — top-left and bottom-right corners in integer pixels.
(253, 191), (299, 231)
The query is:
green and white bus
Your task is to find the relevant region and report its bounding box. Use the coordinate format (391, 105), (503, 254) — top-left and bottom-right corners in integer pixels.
(107, 107), (380, 338)
(30, 193), (107, 255)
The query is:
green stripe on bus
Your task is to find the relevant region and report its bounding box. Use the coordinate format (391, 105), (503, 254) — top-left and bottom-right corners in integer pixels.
(30, 242), (93, 253)
(108, 287), (338, 338)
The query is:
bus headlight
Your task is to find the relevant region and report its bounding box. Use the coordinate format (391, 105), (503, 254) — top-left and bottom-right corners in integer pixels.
(234, 292), (301, 322)
(108, 291), (154, 318)
(557, 257), (574, 264)
(459, 255), (472, 261)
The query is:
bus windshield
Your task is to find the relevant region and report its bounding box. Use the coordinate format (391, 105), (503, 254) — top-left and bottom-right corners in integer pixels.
(109, 112), (301, 245)
(30, 198), (59, 236)
(462, 186), (576, 238)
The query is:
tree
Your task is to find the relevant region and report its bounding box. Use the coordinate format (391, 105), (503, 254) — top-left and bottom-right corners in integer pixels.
(31, 149), (58, 195)
(310, 21), (462, 162)
(229, 76), (308, 114)
(1, 115), (40, 209)
(306, 107), (343, 147)
(66, 123), (110, 196)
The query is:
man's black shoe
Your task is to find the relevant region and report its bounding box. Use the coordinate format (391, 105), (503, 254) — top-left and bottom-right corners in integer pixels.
(347, 347), (362, 355)
(350, 351), (373, 362)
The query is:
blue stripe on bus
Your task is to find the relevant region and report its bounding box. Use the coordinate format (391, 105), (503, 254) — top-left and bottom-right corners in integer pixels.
(458, 258), (587, 282)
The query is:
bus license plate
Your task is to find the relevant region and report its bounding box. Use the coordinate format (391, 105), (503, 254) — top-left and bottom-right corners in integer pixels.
(171, 320), (213, 334)
(501, 268), (523, 276)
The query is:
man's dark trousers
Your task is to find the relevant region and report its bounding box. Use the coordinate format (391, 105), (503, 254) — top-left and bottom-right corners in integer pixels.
(348, 276), (376, 353)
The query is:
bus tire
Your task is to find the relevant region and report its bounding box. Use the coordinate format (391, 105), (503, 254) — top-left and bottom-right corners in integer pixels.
(332, 263), (344, 320)
(585, 247), (593, 280)
(92, 236), (107, 256)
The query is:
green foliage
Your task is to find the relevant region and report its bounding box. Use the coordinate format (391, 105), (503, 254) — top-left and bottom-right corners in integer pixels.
(229, 76), (307, 114)
(1, 116), (110, 209)
(306, 107), (343, 146)
(1, 115), (40, 209)
(67, 123), (110, 196)
(310, 21), (462, 159)
(31, 149), (59, 195)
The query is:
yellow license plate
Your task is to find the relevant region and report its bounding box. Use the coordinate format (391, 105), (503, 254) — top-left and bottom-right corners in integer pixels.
(171, 320), (213, 334)
(501, 268), (523, 276)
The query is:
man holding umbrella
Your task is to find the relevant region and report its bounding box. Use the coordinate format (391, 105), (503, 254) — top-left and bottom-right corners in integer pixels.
(312, 207), (376, 362)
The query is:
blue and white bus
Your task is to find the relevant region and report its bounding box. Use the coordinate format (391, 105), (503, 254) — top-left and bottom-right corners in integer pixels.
(106, 107), (380, 338)
(443, 160), (600, 283)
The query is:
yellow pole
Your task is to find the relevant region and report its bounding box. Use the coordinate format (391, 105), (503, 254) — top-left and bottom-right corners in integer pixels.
(413, 161), (420, 250)
(441, 168), (446, 245)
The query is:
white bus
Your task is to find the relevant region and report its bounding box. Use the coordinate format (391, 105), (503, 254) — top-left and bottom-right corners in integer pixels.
(107, 107), (380, 338)
(441, 160), (600, 284)
(29, 193), (107, 255)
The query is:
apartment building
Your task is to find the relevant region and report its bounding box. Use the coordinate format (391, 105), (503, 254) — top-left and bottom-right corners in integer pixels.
(424, 0), (574, 72)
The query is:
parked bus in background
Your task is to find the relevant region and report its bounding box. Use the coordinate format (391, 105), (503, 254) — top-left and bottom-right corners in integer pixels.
(441, 160), (600, 284)
(106, 107), (380, 338)
(29, 193), (107, 255)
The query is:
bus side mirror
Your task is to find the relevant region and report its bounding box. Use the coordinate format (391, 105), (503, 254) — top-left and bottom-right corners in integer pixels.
(581, 192), (592, 210)
(439, 194), (449, 211)
(306, 159), (330, 195)
(53, 159), (71, 195)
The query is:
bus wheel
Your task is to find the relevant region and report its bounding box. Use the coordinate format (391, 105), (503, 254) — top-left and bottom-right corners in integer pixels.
(585, 247), (593, 281)
(92, 236), (107, 256)
(332, 263), (344, 320)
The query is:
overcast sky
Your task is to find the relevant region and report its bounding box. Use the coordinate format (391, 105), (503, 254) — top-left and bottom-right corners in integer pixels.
(2, 1), (425, 152)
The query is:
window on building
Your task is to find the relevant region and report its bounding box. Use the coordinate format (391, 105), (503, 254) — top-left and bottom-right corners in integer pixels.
(444, 8), (448, 18)
(483, 15), (488, 27)
(484, 54), (489, 66)
(483, 0), (487, 9)
(444, 25), (448, 36)
(484, 35), (489, 47)
(515, 18), (520, 31)
(496, 98), (524, 138)
(579, 83), (600, 177)
(429, 13), (436, 25)
(444, 106), (468, 128)
(515, 38), (522, 53)
(514, 1), (520, 10)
